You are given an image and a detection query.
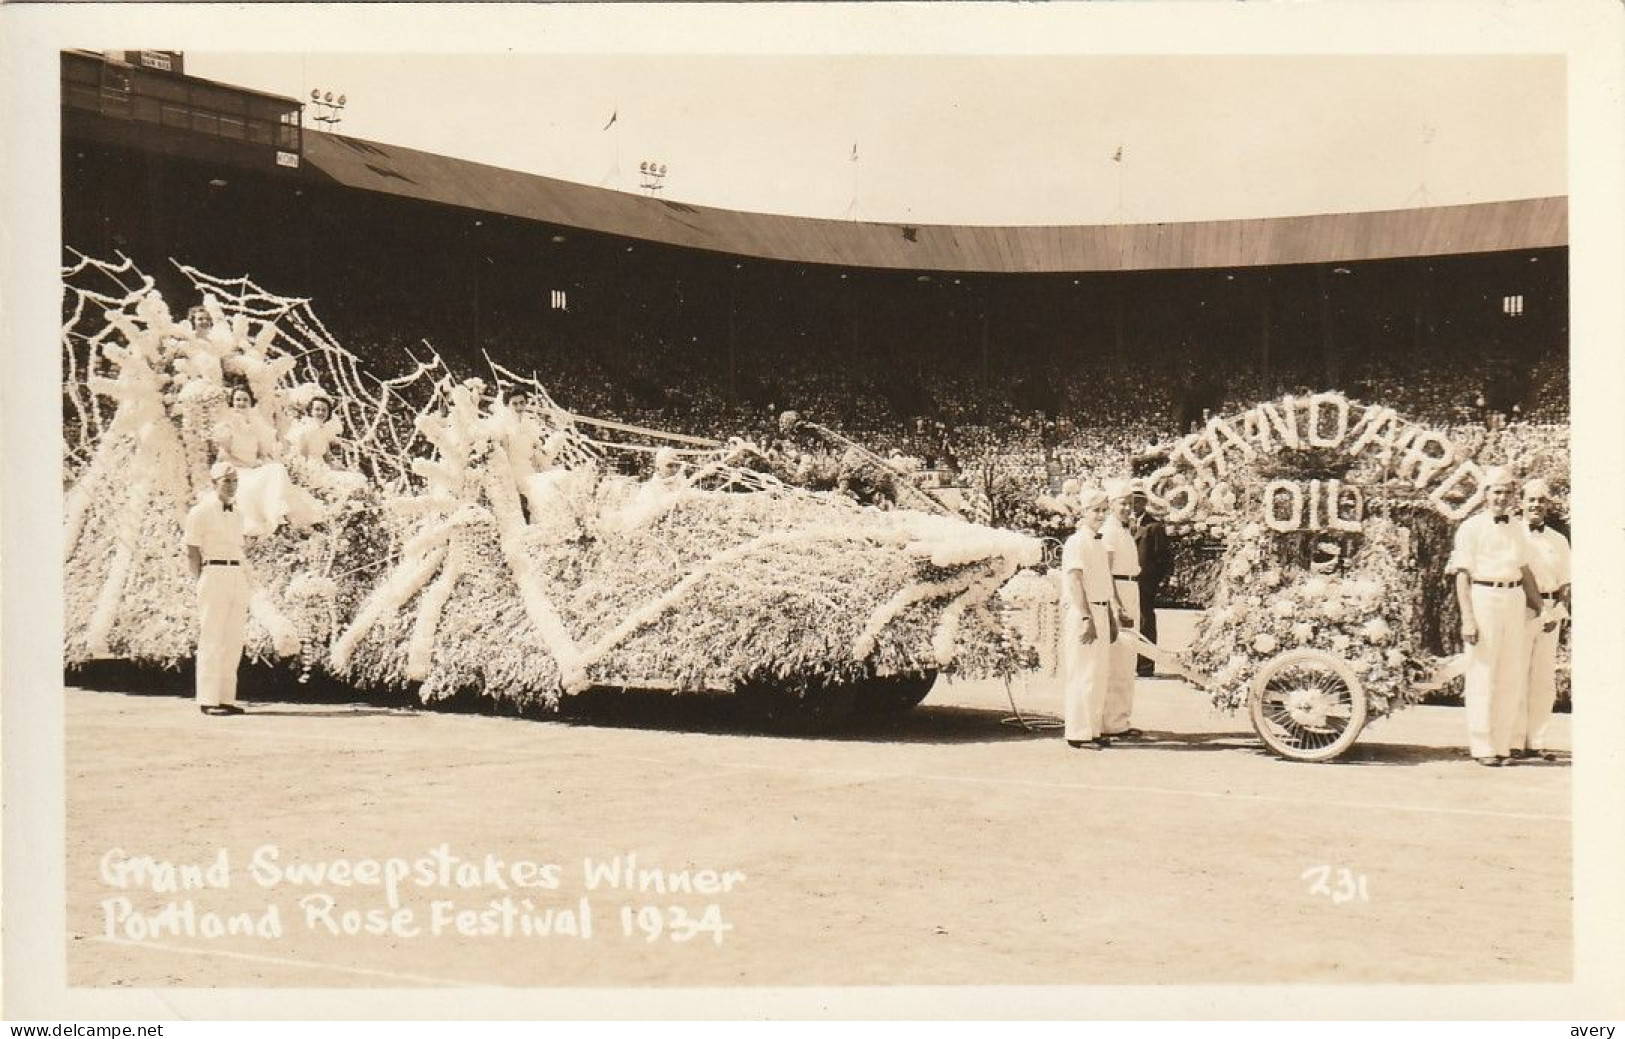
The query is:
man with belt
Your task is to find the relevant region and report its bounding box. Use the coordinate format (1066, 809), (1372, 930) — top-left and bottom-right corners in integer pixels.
(1060, 485), (1127, 749)
(184, 462), (252, 716)
(1101, 478), (1144, 739)
(1513, 477), (1571, 762)
(1446, 467), (1543, 766)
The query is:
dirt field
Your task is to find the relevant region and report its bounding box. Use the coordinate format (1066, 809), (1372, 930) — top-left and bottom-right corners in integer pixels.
(64, 653), (1572, 990)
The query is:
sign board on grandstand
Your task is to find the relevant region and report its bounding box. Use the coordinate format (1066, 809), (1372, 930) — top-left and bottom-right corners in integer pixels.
(119, 50), (184, 75)
(276, 151), (300, 169)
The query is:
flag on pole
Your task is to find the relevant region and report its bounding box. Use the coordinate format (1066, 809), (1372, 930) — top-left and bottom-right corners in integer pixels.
(851, 141), (859, 162)
(1112, 146), (1123, 163)
(603, 109), (618, 130)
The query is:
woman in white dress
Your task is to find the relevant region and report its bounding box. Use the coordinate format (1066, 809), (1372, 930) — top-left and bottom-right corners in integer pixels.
(286, 392), (365, 499)
(213, 385), (323, 535)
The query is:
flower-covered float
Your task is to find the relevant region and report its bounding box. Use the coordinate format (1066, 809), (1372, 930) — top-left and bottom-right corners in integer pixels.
(1142, 393), (1568, 761)
(62, 255), (1040, 729)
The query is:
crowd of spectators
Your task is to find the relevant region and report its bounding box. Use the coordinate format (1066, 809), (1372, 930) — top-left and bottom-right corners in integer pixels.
(315, 300), (1569, 520)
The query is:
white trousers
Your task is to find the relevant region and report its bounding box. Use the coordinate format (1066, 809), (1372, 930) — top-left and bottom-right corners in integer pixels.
(1061, 601), (1112, 742)
(1104, 579), (1141, 733)
(1462, 587), (1530, 759)
(1514, 616), (1560, 752)
(196, 566), (250, 707)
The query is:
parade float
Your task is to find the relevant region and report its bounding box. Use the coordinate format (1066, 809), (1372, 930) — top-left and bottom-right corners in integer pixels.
(62, 255), (1040, 729)
(1086, 393), (1566, 761)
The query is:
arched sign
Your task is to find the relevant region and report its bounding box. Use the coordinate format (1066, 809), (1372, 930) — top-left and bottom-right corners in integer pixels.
(1144, 392), (1485, 526)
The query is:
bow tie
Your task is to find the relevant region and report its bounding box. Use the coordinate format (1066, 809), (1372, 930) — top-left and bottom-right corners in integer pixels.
(1528, 523), (1544, 532)
(1093, 533), (1104, 540)
(1493, 516), (1509, 524)
(222, 503), (234, 512)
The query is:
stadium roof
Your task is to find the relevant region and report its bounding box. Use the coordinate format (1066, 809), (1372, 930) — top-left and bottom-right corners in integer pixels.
(302, 130), (1567, 274)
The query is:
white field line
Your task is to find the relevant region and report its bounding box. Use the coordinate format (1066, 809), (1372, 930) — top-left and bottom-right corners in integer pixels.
(611, 755), (1573, 824)
(84, 934), (491, 987)
(70, 711), (1571, 824)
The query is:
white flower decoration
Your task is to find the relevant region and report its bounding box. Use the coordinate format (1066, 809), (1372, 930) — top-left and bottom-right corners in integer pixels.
(1385, 649), (1406, 669)
(1331, 633), (1352, 654)
(1291, 621), (1315, 644)
(1360, 618), (1393, 644)
(1319, 599), (1345, 622)
(1253, 633), (1279, 655)
(1262, 569), (1282, 588)
(1272, 598), (1298, 620)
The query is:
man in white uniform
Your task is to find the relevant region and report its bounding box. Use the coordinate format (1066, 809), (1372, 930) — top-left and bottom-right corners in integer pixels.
(1100, 478), (1143, 739)
(1446, 467), (1543, 765)
(1060, 486), (1128, 749)
(1512, 478), (1571, 761)
(184, 462), (251, 716)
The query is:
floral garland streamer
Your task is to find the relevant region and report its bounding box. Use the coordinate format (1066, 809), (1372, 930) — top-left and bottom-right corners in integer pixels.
(249, 587), (302, 658)
(575, 528), (874, 676)
(853, 565), (989, 661)
(85, 476), (148, 657)
(482, 449), (588, 691)
(932, 556), (1021, 665)
(331, 545), (447, 670)
(407, 540), (465, 681)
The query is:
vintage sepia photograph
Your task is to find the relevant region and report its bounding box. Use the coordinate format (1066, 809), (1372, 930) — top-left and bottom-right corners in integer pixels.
(5, 0), (1624, 1023)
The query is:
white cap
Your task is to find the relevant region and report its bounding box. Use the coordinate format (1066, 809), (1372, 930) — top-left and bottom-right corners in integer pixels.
(1483, 466), (1515, 488)
(1104, 478), (1134, 501)
(1078, 485), (1108, 511)
(1521, 477), (1552, 499)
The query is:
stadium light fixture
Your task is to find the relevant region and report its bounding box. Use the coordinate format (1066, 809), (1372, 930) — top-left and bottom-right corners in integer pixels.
(310, 87), (347, 126)
(1332, 267), (1353, 275)
(639, 159), (668, 193)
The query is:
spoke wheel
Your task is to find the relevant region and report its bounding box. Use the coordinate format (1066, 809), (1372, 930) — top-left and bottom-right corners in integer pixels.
(1248, 649), (1367, 762)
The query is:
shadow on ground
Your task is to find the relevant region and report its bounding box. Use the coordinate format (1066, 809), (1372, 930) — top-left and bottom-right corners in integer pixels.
(69, 662), (1561, 764)
(66, 661), (1045, 745)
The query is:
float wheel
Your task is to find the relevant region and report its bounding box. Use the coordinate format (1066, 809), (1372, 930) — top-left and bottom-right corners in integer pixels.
(1247, 649), (1368, 762)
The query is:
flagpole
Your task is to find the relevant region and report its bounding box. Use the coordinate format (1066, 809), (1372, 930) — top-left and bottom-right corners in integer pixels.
(848, 140), (860, 221)
(601, 106), (621, 188)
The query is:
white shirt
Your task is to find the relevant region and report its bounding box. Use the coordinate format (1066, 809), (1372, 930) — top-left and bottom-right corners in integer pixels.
(1446, 510), (1529, 582)
(183, 495), (246, 562)
(1522, 523), (1571, 593)
(1062, 527), (1114, 606)
(1101, 514), (1141, 578)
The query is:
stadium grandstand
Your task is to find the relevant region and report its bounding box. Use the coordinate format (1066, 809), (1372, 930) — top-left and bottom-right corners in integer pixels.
(61, 47), (1569, 545)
